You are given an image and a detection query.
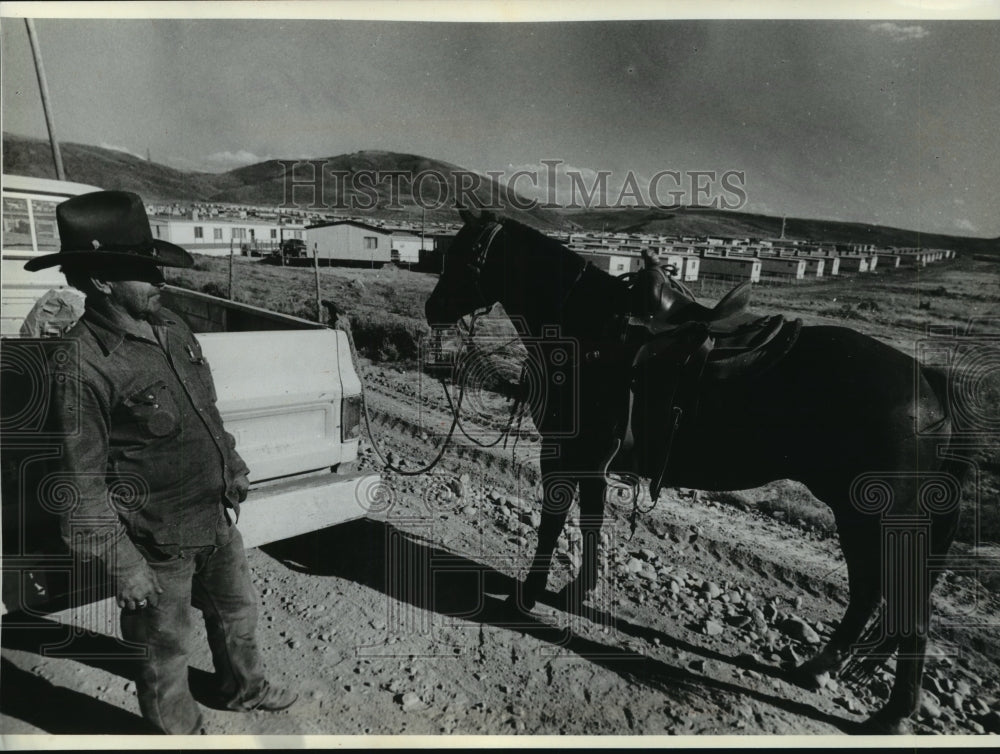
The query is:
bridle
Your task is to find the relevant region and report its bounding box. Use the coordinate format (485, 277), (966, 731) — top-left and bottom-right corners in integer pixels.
(369, 217), (590, 478)
(462, 220), (504, 313)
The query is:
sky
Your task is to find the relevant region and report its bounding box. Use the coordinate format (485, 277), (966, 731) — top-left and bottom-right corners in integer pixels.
(2, 6), (998, 236)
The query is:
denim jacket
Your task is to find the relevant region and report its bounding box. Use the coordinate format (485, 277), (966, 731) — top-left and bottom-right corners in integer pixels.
(48, 303), (250, 577)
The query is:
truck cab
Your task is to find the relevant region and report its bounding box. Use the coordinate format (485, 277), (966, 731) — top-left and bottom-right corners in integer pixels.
(278, 237), (308, 259)
(1, 175), (380, 614)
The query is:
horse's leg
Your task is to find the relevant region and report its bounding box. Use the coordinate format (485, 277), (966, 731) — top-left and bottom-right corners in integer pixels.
(791, 507), (882, 686)
(556, 475), (606, 607)
(512, 458), (574, 612)
(864, 505), (960, 733)
(864, 629), (927, 734)
(800, 508), (945, 733)
(862, 534), (932, 734)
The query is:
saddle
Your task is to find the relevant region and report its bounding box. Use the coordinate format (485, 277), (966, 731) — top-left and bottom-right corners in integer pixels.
(627, 250), (753, 328)
(599, 253), (802, 499)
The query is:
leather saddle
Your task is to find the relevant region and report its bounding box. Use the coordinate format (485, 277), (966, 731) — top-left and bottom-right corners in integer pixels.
(626, 250), (753, 330)
(599, 253), (802, 498)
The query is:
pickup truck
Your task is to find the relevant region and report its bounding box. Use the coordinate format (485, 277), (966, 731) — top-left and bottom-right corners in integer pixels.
(278, 237), (308, 259)
(1, 174), (381, 614)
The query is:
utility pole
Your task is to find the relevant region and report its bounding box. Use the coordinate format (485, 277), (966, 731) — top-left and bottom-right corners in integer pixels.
(25, 19), (65, 180)
(279, 213), (285, 266)
(313, 243), (322, 323)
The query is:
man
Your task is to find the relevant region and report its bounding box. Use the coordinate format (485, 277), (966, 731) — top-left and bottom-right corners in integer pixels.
(25, 191), (297, 734)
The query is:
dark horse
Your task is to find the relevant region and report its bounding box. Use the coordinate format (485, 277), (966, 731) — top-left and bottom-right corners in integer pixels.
(425, 208), (963, 733)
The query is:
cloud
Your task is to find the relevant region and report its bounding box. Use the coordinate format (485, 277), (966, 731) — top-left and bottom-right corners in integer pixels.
(868, 23), (930, 42)
(100, 142), (145, 160)
(953, 218), (979, 233)
(206, 149), (267, 167)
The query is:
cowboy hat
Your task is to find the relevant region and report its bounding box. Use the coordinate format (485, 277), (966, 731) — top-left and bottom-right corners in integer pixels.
(23, 190), (193, 271)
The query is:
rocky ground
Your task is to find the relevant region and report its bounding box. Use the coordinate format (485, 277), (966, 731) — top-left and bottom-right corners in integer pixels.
(2, 360), (999, 741)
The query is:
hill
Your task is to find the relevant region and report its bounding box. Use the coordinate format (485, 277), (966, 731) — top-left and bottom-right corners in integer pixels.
(2, 133), (230, 202)
(205, 149), (569, 229)
(4, 132), (997, 253)
(1, 134), (566, 230)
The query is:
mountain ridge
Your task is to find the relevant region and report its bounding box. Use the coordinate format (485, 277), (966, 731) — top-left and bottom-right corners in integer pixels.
(4, 132), (997, 254)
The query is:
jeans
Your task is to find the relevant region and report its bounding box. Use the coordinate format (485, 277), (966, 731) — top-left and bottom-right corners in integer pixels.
(120, 526), (267, 734)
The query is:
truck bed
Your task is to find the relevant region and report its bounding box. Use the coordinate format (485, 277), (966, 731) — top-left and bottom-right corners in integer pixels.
(1, 285), (379, 614)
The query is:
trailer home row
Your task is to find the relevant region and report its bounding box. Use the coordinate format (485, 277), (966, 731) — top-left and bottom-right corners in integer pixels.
(565, 237), (953, 284)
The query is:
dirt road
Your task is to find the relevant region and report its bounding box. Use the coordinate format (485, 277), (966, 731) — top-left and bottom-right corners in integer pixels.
(3, 358), (998, 739)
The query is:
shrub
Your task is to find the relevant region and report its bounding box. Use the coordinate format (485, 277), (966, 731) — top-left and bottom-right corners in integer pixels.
(293, 302), (319, 322)
(819, 304), (866, 320)
(201, 282), (227, 298)
(856, 298), (881, 312)
(350, 310), (430, 363)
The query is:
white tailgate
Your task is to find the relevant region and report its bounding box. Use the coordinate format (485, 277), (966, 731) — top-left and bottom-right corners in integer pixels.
(195, 329), (352, 482)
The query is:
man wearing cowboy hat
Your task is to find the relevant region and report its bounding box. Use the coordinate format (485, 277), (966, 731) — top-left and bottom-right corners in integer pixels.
(28, 191), (297, 734)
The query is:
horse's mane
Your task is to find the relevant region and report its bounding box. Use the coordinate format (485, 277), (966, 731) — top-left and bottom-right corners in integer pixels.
(493, 214), (629, 329)
(498, 216), (575, 257)
(497, 216), (621, 288)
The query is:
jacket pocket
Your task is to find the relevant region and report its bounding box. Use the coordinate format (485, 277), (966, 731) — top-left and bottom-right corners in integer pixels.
(123, 380), (181, 438)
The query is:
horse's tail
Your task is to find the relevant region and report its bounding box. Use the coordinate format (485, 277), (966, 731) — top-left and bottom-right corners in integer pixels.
(919, 364), (967, 584)
(920, 364), (972, 491)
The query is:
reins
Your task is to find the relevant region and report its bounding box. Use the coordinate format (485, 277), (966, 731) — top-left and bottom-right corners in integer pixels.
(359, 305), (528, 477)
(358, 364), (461, 477)
(450, 334), (529, 450)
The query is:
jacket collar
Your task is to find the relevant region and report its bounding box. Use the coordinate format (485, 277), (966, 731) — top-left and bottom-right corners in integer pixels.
(81, 302), (177, 356)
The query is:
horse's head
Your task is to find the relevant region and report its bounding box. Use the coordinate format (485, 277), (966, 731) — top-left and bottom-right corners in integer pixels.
(425, 207), (505, 328)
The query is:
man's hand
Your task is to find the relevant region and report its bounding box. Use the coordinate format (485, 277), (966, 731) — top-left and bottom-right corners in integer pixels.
(234, 472), (250, 503)
(117, 562), (164, 611)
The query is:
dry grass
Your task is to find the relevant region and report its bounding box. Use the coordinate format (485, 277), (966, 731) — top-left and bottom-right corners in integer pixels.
(167, 254), (435, 361)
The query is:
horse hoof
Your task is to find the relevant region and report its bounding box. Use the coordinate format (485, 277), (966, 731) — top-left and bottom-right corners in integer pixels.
(786, 663), (829, 691)
(860, 713), (908, 735)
